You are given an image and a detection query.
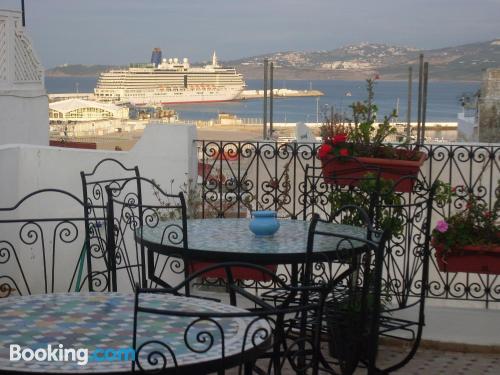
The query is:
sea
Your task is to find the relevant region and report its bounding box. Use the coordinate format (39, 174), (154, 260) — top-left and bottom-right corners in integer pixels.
(46, 77), (479, 123)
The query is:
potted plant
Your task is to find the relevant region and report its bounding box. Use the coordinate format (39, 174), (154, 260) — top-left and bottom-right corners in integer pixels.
(432, 183), (500, 274)
(325, 283), (392, 368)
(317, 79), (426, 192)
(328, 172), (404, 235)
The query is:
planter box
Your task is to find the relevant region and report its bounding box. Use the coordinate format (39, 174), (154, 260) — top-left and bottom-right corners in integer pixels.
(434, 243), (500, 274)
(320, 150), (426, 193)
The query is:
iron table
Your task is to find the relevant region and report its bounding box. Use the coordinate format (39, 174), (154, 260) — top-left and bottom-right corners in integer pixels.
(137, 218), (368, 265)
(0, 292), (269, 374)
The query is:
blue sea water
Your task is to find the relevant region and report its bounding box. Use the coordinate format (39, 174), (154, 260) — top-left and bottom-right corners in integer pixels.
(45, 76), (479, 122)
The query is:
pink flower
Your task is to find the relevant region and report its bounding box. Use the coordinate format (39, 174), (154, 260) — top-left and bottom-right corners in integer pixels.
(435, 220), (449, 233)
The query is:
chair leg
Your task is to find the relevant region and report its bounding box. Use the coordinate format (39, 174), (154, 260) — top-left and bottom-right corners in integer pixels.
(244, 361), (254, 375)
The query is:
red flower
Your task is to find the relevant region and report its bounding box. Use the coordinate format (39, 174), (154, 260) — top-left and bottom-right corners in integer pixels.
(339, 148), (349, 156)
(485, 211), (492, 219)
(317, 144), (333, 159)
(332, 134), (347, 144)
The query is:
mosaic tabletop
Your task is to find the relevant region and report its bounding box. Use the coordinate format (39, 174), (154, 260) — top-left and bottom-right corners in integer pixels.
(138, 218), (369, 264)
(0, 292), (269, 373)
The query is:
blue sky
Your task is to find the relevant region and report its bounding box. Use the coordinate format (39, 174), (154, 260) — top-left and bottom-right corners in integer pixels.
(2, 0), (499, 68)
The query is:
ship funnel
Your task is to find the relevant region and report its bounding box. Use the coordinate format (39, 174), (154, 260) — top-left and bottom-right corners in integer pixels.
(212, 51), (218, 67)
(151, 48), (162, 67)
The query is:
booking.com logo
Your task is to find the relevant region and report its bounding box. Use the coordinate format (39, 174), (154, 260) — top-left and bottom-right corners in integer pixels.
(10, 344), (136, 366)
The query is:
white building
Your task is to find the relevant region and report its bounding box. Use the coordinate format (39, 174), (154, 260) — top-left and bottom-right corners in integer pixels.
(49, 98), (129, 123)
(0, 9), (47, 145)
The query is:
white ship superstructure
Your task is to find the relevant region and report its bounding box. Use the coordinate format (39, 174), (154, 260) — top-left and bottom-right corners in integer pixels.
(94, 51), (245, 105)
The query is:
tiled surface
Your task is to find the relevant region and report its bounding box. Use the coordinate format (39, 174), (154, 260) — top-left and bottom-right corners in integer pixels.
(225, 343), (500, 374)
(329, 343), (500, 374)
(372, 345), (500, 375)
(140, 218), (368, 255)
(0, 292), (267, 373)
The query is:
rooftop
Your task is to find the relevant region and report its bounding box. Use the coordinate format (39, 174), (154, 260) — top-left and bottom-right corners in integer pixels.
(49, 98), (124, 114)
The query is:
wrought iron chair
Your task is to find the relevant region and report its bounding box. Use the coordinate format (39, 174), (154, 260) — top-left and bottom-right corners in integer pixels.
(105, 176), (188, 292)
(81, 158), (141, 291)
(302, 159), (438, 373)
(301, 156), (383, 222)
(305, 211), (390, 375)
(0, 189), (108, 297)
(371, 176), (437, 373)
(132, 261), (330, 375)
(262, 157), (383, 300)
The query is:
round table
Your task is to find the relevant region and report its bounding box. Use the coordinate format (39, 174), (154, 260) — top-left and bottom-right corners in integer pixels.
(0, 292), (269, 374)
(137, 218), (368, 264)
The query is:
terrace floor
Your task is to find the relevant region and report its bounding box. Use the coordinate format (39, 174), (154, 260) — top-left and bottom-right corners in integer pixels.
(373, 344), (500, 374)
(222, 341), (500, 374)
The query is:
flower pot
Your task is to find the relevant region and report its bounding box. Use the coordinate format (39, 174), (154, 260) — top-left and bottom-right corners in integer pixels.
(320, 150), (426, 193)
(249, 210), (280, 236)
(325, 302), (368, 368)
(434, 242), (500, 274)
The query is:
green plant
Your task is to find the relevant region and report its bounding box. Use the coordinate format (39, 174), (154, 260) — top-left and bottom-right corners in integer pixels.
(318, 78), (421, 161)
(432, 181), (500, 258)
(152, 178), (204, 220)
(328, 173), (404, 235)
(348, 79), (398, 153)
(319, 110), (350, 140)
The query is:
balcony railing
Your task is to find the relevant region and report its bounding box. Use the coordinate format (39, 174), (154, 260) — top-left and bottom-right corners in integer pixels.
(196, 140), (500, 308)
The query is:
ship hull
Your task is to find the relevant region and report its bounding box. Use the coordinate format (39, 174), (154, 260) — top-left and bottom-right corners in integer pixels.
(126, 88), (243, 106)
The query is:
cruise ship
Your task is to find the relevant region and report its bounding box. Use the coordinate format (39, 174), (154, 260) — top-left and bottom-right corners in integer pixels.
(94, 50), (245, 105)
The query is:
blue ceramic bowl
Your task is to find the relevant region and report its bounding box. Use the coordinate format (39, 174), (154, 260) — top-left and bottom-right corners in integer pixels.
(249, 210), (280, 236)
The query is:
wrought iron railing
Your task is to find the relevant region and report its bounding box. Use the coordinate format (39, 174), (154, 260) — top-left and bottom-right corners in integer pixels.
(196, 140), (500, 308)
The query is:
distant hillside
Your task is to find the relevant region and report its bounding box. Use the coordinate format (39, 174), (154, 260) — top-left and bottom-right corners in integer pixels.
(229, 40), (500, 81)
(46, 64), (122, 77)
(46, 40), (500, 81)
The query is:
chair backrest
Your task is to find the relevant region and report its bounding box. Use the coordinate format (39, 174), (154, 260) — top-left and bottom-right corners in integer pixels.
(307, 211), (390, 374)
(305, 160), (437, 310)
(302, 156), (382, 222)
(80, 158), (141, 292)
(81, 158), (141, 219)
(376, 176), (437, 309)
(106, 177), (188, 292)
(0, 189), (107, 297)
(132, 262), (329, 375)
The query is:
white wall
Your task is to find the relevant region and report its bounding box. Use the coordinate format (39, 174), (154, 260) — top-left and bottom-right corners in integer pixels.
(0, 124), (197, 203)
(0, 124), (197, 295)
(0, 9), (48, 146)
(0, 94), (49, 145)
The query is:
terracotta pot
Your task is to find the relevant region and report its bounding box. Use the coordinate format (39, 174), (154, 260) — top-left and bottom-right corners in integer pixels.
(434, 242), (500, 274)
(320, 150), (426, 193)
